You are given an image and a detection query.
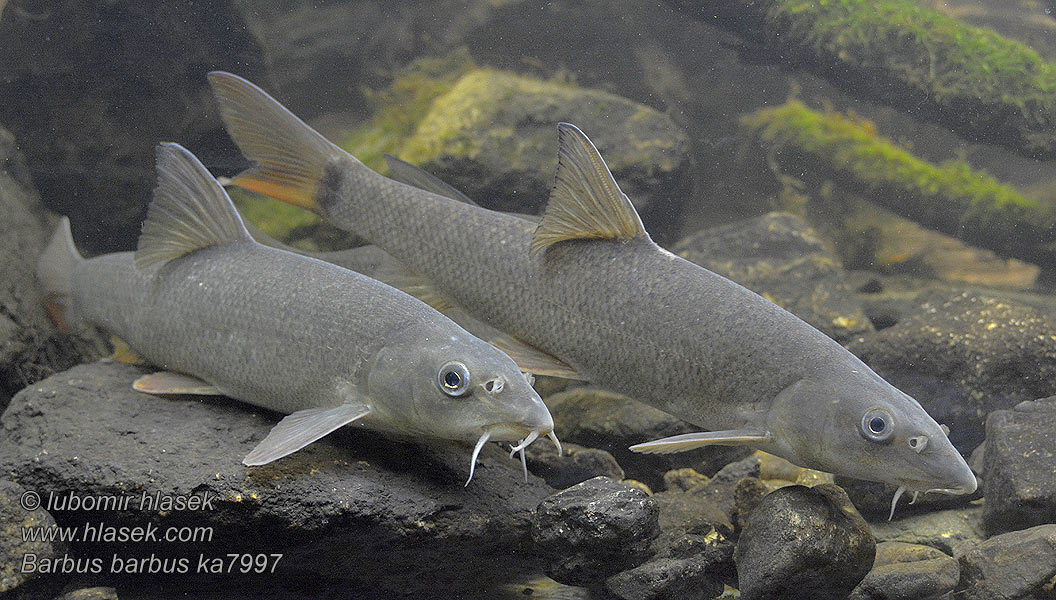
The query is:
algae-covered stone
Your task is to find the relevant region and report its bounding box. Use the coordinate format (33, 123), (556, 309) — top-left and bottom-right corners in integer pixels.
(671, 212), (872, 342)
(0, 361), (552, 596)
(530, 476), (660, 588)
(545, 388), (752, 490)
(848, 291), (1056, 453)
(734, 484), (875, 600)
(958, 524), (1056, 600)
(848, 542), (959, 600)
(982, 396), (1056, 535)
(396, 68), (690, 221)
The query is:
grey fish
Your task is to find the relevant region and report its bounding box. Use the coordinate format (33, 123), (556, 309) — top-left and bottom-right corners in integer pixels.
(36, 142), (557, 483)
(208, 72), (977, 513)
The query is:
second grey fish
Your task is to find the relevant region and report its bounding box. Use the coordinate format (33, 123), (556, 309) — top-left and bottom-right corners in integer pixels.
(37, 143), (556, 483)
(208, 72), (976, 511)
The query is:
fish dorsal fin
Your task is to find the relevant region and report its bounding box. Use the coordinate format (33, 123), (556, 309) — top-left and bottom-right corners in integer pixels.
(530, 123), (648, 256)
(372, 259), (456, 312)
(383, 154), (479, 206)
(135, 143), (252, 269)
(490, 335), (586, 380)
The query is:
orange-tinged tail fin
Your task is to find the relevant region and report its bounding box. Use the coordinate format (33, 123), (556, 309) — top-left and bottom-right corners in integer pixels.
(207, 71), (347, 213)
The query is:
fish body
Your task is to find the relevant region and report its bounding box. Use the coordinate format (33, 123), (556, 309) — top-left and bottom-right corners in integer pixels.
(209, 72), (977, 499)
(38, 143), (555, 478)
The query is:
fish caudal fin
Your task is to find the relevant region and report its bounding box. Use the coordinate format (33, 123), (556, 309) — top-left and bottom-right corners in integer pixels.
(531, 123), (650, 256)
(208, 71), (346, 213)
(37, 217), (84, 331)
(244, 403), (372, 466)
(135, 143), (253, 270)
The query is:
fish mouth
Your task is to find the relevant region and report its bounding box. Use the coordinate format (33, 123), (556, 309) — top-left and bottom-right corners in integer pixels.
(886, 473), (978, 521)
(464, 423), (561, 487)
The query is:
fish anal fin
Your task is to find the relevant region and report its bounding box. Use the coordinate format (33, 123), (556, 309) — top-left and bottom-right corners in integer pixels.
(135, 143), (252, 270)
(490, 335), (585, 380)
(133, 371), (222, 396)
(111, 337), (150, 367)
(629, 430), (772, 455)
(382, 155), (478, 206)
(243, 403), (372, 466)
(530, 123), (649, 256)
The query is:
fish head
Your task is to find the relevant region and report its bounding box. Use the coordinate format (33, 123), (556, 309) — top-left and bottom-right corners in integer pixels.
(368, 331), (555, 446)
(767, 374), (977, 496)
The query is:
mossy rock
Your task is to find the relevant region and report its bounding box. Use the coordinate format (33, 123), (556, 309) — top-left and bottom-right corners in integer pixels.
(667, 0), (1056, 159)
(365, 67), (689, 224)
(230, 189), (361, 251)
(741, 100), (1056, 268)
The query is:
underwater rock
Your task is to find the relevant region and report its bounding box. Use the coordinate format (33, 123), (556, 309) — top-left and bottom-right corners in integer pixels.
(0, 125), (106, 411)
(734, 484), (875, 600)
(525, 441), (625, 490)
(957, 524), (1056, 600)
(0, 361), (553, 596)
(982, 396), (1056, 535)
(395, 68), (690, 225)
(870, 506), (986, 557)
(530, 476), (660, 588)
(545, 387), (752, 490)
(54, 589), (119, 600)
(0, 0), (267, 255)
(847, 290), (1056, 453)
(670, 212), (873, 343)
(847, 542), (959, 600)
(0, 479), (67, 597)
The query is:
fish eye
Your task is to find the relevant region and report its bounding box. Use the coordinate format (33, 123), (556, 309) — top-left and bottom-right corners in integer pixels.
(860, 408), (894, 442)
(437, 361), (471, 397)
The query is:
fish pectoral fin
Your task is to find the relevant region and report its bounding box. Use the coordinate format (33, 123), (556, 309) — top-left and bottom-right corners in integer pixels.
(530, 123), (650, 256)
(490, 335), (586, 380)
(383, 155), (479, 206)
(243, 403), (372, 466)
(133, 372), (222, 396)
(111, 337), (150, 367)
(629, 430), (772, 454)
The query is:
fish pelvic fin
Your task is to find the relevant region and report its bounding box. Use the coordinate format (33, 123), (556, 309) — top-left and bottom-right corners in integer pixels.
(37, 217), (84, 332)
(133, 371), (221, 395)
(135, 143), (253, 270)
(383, 154), (479, 206)
(244, 403), (372, 466)
(629, 429), (772, 454)
(530, 123), (649, 256)
(208, 71), (346, 213)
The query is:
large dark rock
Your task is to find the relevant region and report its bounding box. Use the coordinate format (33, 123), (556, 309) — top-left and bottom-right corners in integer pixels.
(0, 126), (106, 410)
(671, 212), (873, 342)
(0, 479), (67, 598)
(734, 484), (875, 600)
(604, 474), (740, 600)
(0, 361), (553, 596)
(848, 290), (1056, 452)
(958, 524), (1056, 600)
(530, 476), (660, 588)
(983, 396), (1056, 535)
(848, 542), (959, 600)
(0, 1), (267, 255)
(545, 387), (752, 490)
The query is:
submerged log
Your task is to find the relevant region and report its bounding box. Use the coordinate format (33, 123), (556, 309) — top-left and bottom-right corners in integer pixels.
(668, 0), (1056, 160)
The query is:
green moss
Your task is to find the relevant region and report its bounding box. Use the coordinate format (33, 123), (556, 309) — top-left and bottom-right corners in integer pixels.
(339, 49), (476, 172)
(676, 0), (1056, 157)
(229, 188), (319, 246)
(742, 100), (1056, 265)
